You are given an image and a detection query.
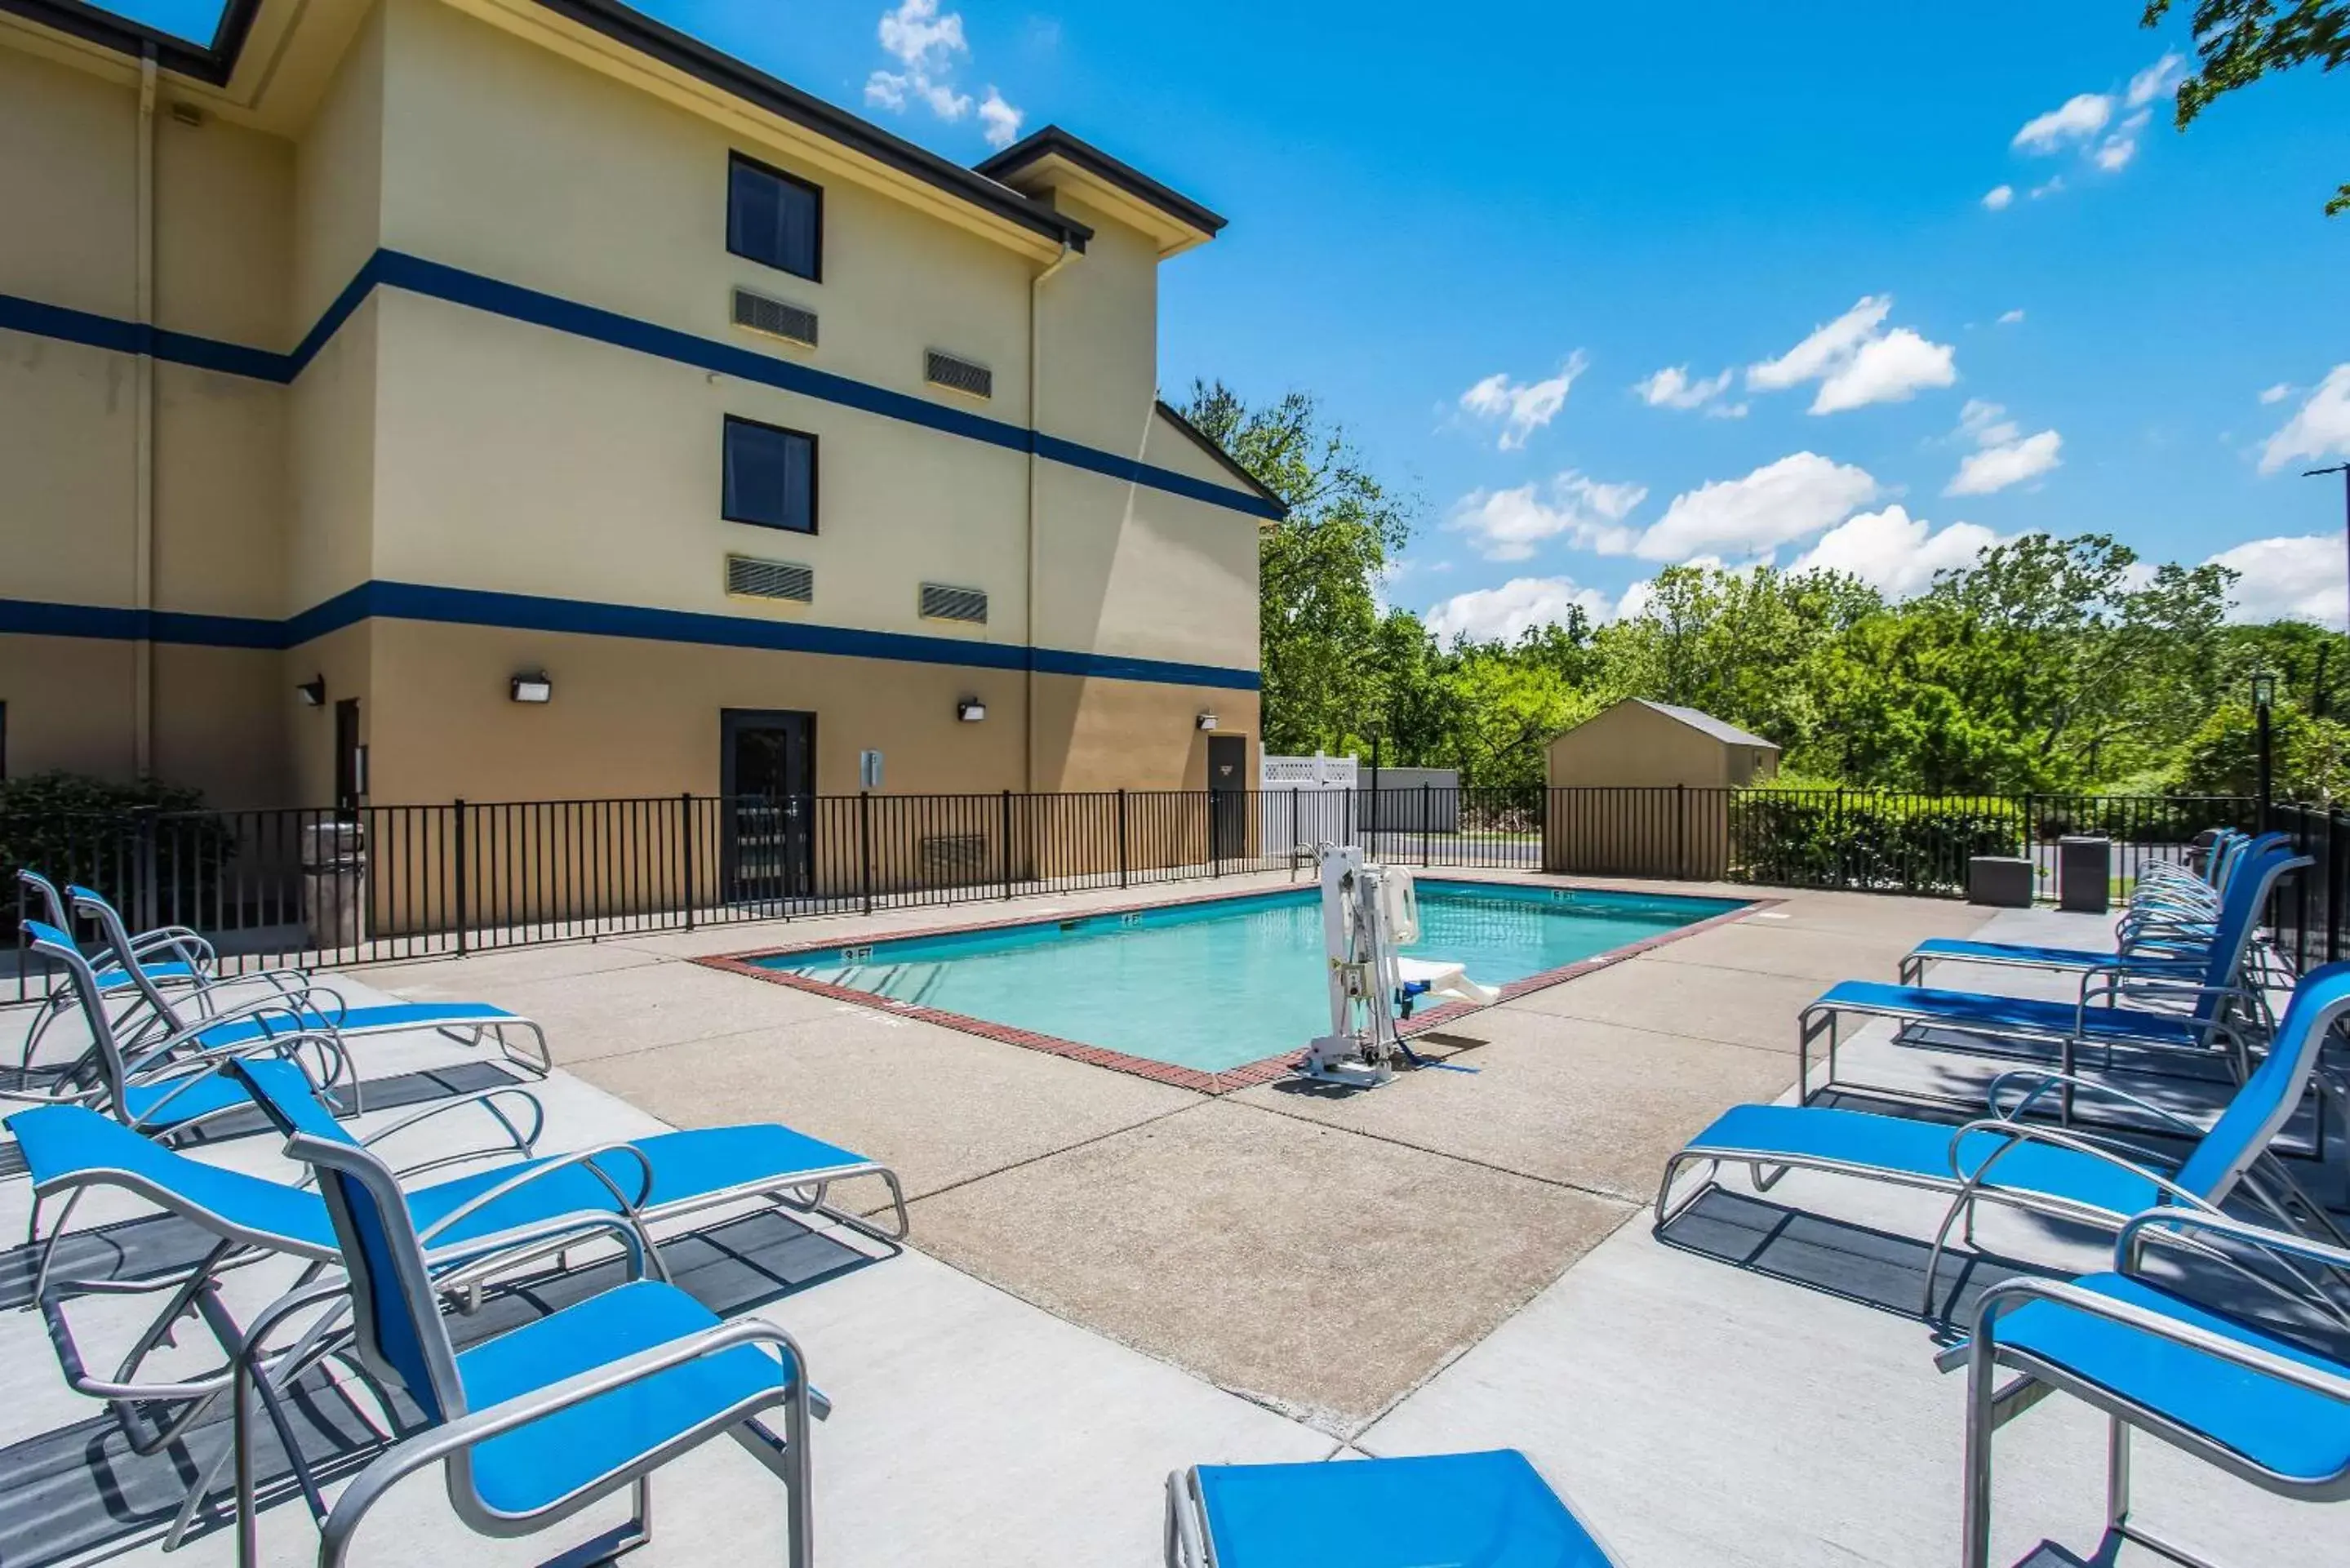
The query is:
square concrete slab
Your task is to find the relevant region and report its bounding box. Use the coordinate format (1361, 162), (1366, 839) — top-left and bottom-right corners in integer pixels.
(904, 1099), (1633, 1434)
(1237, 1009), (1800, 1201)
(1500, 954), (1828, 1055)
(569, 1003), (1202, 1202)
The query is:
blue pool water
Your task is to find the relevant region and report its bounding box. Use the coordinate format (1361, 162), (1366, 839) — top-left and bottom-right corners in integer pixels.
(757, 882), (1746, 1072)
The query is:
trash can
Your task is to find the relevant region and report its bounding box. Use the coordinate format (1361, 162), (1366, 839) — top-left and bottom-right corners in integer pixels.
(300, 819), (367, 948)
(1967, 855), (2033, 908)
(2058, 835), (2112, 915)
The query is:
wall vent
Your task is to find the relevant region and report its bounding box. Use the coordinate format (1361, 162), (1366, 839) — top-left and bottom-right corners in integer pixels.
(923, 349), (993, 400)
(918, 583), (988, 624)
(731, 287), (818, 348)
(726, 555), (814, 603)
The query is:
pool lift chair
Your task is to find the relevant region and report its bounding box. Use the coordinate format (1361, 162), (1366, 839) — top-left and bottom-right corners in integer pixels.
(1299, 844), (1495, 1088)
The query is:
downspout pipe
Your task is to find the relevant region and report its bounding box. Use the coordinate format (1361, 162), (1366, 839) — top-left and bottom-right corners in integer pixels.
(133, 46), (158, 778)
(1024, 240), (1075, 795)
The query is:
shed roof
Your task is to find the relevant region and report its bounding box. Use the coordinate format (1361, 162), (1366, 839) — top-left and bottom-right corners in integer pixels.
(1627, 700), (1780, 750)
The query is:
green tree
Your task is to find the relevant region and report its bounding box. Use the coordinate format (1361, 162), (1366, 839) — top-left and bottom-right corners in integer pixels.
(1177, 380), (1415, 754)
(2143, 0), (2348, 213)
(2170, 700), (2350, 799)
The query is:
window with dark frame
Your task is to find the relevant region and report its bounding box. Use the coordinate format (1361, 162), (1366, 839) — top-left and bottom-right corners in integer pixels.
(727, 153), (821, 282)
(722, 416), (818, 534)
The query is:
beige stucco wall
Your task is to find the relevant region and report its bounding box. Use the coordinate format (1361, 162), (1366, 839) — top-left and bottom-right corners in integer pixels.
(375, 0), (1035, 420)
(0, 40), (295, 795)
(366, 288), (1033, 644)
(1548, 703), (1736, 789)
(0, 0), (1263, 809)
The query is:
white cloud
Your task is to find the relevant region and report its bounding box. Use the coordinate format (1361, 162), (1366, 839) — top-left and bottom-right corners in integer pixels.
(2014, 92), (2112, 153)
(2126, 51), (2185, 109)
(1747, 296), (1956, 415)
(2259, 365), (2350, 474)
(1459, 351), (1588, 450)
(978, 87), (1023, 149)
(1425, 576), (1615, 643)
(1445, 472), (1647, 562)
(1983, 184), (2015, 211)
(1814, 328), (1957, 415)
(1748, 296), (1890, 391)
(1948, 429), (2063, 495)
(1633, 451), (1879, 562)
(2005, 59), (2177, 192)
(863, 0), (1016, 135)
(2260, 382), (2294, 406)
(2206, 535), (2348, 629)
(2093, 109), (2153, 171)
(1633, 365), (1737, 413)
(865, 69), (970, 118)
(1959, 398), (2021, 446)
(1789, 505), (2003, 597)
(878, 0), (963, 68)
(1997, 309), (2026, 326)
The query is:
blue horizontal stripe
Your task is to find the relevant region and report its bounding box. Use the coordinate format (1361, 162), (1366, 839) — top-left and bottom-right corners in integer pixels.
(0, 587), (1260, 691)
(1, 252), (1282, 520)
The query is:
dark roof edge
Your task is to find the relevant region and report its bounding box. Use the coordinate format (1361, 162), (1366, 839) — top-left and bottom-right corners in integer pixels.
(1, 0), (1094, 251)
(0, 0), (261, 83)
(1153, 400), (1287, 517)
(532, 0), (1091, 251)
(978, 126), (1226, 237)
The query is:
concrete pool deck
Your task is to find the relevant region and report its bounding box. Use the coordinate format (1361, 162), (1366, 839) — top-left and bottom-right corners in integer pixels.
(0, 868), (2335, 1564)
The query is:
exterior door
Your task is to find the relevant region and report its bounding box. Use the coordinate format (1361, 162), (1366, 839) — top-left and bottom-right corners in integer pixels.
(1208, 735), (1248, 865)
(722, 709), (816, 902)
(333, 699), (363, 816)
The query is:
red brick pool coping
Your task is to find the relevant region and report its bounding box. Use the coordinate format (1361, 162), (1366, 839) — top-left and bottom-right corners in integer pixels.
(694, 879), (1779, 1095)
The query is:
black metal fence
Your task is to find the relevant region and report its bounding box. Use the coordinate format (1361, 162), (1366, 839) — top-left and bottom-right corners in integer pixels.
(3, 786), (2299, 997)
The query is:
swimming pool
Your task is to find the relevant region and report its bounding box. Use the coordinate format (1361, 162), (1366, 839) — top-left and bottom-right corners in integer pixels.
(742, 881), (1748, 1077)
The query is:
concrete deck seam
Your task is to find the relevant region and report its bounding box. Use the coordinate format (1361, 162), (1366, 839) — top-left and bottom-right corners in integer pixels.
(1222, 1095), (1648, 1209)
(1488, 998), (1810, 1060)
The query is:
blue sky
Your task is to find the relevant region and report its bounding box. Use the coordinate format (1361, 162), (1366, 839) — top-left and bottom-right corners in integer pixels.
(110, 0), (2350, 632)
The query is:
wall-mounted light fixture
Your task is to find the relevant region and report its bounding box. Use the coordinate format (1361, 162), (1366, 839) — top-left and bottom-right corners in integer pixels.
(295, 676), (326, 708)
(957, 699), (988, 723)
(1195, 712), (1219, 731)
(510, 672), (553, 704)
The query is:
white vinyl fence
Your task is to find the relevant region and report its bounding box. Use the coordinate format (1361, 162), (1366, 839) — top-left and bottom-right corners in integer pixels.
(1259, 753), (1362, 855)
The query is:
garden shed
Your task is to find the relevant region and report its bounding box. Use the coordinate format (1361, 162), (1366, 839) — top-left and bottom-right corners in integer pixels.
(1543, 700), (1780, 877)
(1546, 700), (1781, 788)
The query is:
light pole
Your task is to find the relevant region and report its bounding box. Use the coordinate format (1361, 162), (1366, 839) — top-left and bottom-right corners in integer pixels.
(2253, 673), (2277, 827)
(2308, 464), (2350, 637)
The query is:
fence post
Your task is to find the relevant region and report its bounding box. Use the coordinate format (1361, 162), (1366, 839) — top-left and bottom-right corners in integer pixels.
(1001, 788), (1014, 899)
(859, 790), (874, 915)
(1291, 787), (1301, 872)
(134, 805), (159, 933)
(1421, 782), (1432, 868)
(453, 799), (469, 956)
(1675, 783), (1687, 880)
(679, 793), (695, 931)
(1117, 788), (1130, 889)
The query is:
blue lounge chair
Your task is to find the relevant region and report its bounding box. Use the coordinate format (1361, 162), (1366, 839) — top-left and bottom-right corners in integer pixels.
(1166, 1449), (1624, 1567)
(7, 1058), (899, 1551)
(11, 871), (312, 1072)
(1948, 1209), (2350, 1568)
(1800, 843), (2307, 1110)
(63, 886), (553, 1082)
(5, 919), (355, 1137)
(1895, 828), (2281, 987)
(1656, 961), (2350, 1318)
(236, 1126), (817, 1568)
